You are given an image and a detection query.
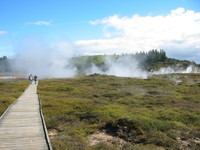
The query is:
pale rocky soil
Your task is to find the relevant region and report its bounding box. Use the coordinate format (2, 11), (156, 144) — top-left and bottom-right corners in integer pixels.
(48, 129), (58, 140)
(88, 131), (127, 147)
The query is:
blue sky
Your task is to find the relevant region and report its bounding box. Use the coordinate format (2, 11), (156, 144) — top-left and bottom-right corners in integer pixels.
(0, 0), (200, 62)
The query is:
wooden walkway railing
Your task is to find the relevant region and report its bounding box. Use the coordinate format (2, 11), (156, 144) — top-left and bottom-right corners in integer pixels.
(0, 84), (52, 150)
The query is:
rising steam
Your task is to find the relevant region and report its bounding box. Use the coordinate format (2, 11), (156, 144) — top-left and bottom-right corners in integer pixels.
(11, 39), (78, 79)
(85, 55), (148, 78)
(86, 56), (200, 78)
(10, 39), (200, 79)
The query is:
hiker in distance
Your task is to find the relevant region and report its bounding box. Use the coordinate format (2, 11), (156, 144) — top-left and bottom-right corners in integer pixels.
(34, 75), (38, 84)
(29, 74), (33, 84)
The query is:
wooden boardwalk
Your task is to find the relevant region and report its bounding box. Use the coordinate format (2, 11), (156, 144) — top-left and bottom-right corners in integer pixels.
(0, 84), (51, 150)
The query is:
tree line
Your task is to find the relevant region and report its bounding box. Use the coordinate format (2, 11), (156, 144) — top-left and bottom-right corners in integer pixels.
(0, 56), (10, 73)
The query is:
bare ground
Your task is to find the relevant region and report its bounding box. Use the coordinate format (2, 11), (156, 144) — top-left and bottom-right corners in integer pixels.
(88, 131), (127, 147)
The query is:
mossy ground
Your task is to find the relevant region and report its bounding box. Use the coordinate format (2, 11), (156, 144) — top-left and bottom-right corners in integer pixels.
(38, 73), (200, 150)
(0, 79), (28, 115)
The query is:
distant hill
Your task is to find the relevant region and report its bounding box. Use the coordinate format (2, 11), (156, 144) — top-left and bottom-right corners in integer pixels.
(1, 50), (199, 76)
(71, 49), (200, 76)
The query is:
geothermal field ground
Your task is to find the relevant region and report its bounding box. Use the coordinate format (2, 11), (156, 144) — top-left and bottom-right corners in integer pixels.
(1, 73), (200, 150)
(1, 1), (200, 149)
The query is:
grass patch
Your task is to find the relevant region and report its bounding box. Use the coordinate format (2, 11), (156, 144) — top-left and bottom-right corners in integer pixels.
(0, 79), (28, 115)
(38, 73), (200, 149)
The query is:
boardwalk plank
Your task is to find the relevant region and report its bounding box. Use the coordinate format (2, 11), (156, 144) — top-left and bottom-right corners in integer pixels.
(0, 84), (50, 150)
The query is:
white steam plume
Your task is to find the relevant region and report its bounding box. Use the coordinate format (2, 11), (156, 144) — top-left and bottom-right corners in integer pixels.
(10, 38), (199, 79)
(12, 39), (78, 79)
(87, 56), (148, 78)
(152, 65), (200, 75)
(85, 56), (200, 78)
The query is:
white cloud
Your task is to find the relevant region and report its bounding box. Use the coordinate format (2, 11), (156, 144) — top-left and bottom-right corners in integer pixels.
(0, 31), (8, 35)
(76, 8), (200, 63)
(26, 21), (51, 26)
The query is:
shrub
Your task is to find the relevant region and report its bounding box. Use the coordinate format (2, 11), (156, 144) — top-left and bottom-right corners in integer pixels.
(56, 86), (74, 92)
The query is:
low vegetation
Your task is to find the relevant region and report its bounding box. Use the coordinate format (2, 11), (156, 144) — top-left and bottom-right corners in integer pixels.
(0, 79), (28, 115)
(38, 73), (200, 150)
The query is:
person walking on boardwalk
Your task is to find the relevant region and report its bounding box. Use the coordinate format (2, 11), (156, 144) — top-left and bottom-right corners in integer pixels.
(29, 74), (33, 84)
(34, 75), (38, 84)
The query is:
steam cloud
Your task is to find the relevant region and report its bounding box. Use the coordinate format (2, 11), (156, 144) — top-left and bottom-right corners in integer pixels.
(86, 56), (200, 78)
(11, 39), (199, 79)
(11, 39), (78, 79)
(86, 56), (148, 78)
(152, 65), (200, 75)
